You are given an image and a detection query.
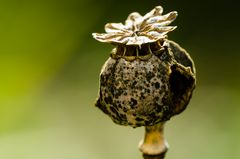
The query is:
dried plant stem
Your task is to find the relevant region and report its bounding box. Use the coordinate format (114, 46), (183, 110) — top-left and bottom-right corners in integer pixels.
(139, 122), (168, 159)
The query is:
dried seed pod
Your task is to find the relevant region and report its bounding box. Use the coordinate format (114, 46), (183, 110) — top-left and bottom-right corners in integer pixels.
(93, 6), (196, 128)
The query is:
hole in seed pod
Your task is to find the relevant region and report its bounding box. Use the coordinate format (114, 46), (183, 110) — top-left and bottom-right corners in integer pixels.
(149, 41), (162, 52)
(169, 41), (195, 73)
(169, 65), (195, 114)
(116, 45), (125, 56)
(139, 44), (150, 56)
(125, 45), (137, 56)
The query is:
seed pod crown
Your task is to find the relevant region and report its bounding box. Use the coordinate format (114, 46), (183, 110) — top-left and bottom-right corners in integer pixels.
(93, 6), (177, 46)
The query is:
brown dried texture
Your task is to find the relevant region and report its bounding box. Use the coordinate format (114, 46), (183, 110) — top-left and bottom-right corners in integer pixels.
(139, 122), (168, 155)
(95, 40), (196, 128)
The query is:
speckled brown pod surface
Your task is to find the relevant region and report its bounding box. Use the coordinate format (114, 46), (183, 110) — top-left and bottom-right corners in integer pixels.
(95, 40), (195, 127)
(93, 6), (196, 128)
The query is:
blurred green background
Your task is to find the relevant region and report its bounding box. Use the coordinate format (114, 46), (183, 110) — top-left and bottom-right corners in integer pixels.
(0, 0), (239, 159)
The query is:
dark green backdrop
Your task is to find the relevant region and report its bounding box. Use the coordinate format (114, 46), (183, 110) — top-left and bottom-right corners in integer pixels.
(0, 0), (239, 159)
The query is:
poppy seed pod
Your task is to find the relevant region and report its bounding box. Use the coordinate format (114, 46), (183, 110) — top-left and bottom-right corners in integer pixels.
(93, 6), (196, 128)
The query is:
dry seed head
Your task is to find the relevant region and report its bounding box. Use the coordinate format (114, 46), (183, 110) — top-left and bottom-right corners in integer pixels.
(93, 6), (196, 128)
